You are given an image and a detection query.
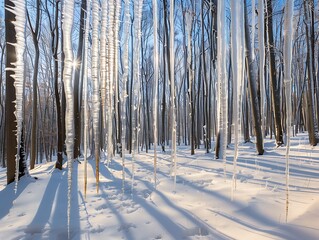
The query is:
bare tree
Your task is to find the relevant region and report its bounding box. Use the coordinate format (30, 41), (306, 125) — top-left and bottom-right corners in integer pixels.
(27, 0), (41, 169)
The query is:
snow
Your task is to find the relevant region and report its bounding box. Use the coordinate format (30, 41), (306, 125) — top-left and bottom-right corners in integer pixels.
(1, 134), (319, 239)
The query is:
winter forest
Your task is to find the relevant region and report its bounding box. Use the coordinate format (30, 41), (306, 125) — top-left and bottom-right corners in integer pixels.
(0, 0), (319, 239)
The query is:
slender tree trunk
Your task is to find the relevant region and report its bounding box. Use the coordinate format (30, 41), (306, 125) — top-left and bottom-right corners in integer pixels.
(266, 0), (284, 146)
(74, 0), (87, 159)
(304, 0), (319, 146)
(28, 0), (41, 169)
(244, 0), (264, 155)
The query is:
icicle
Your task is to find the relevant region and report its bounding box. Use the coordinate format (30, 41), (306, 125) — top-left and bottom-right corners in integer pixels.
(283, 0), (294, 222)
(83, 0), (91, 198)
(152, 0), (158, 189)
(231, 0), (244, 200)
(217, 0), (228, 177)
(61, 0), (75, 237)
(122, 0), (131, 194)
(169, 0), (177, 188)
(258, 0), (265, 147)
(6, 0), (26, 193)
(132, 0), (144, 196)
(92, 0), (101, 193)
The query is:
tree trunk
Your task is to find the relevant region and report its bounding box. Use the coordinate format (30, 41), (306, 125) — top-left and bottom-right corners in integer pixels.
(244, 0), (264, 155)
(266, 0), (284, 146)
(28, 0), (41, 169)
(5, 0), (26, 184)
(74, 0), (87, 159)
(304, 0), (319, 146)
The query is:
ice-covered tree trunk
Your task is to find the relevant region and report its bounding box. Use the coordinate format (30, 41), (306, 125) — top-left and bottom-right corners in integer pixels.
(114, 0), (122, 153)
(244, 0), (264, 155)
(121, 0), (131, 194)
(132, 0), (143, 195)
(258, 0), (266, 145)
(152, 0), (158, 188)
(185, 11), (194, 155)
(5, 0), (27, 191)
(61, 0), (75, 236)
(83, 0), (91, 198)
(251, 0), (256, 60)
(283, 0), (294, 222)
(169, 0), (177, 186)
(92, 0), (100, 193)
(231, 0), (244, 198)
(107, 1), (115, 165)
(100, 0), (108, 155)
(216, 0), (228, 174)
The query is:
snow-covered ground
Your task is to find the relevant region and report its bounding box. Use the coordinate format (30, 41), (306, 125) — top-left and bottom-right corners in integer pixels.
(0, 133), (319, 240)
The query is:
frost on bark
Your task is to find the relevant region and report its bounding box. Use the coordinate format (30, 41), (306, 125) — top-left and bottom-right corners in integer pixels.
(5, 0), (28, 187)
(169, 0), (177, 187)
(132, 0), (144, 195)
(114, 0), (122, 154)
(121, 0), (131, 193)
(152, 0), (159, 188)
(107, 0), (115, 165)
(185, 10), (195, 156)
(92, 0), (101, 193)
(100, 0), (107, 155)
(216, 0), (228, 175)
(61, 0), (75, 236)
(83, 0), (91, 198)
(258, 0), (266, 144)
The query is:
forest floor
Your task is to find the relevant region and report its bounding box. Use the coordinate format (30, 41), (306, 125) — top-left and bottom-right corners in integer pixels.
(0, 133), (319, 239)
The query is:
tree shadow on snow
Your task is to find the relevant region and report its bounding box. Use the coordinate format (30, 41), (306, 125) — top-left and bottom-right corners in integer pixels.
(0, 176), (36, 220)
(24, 163), (81, 239)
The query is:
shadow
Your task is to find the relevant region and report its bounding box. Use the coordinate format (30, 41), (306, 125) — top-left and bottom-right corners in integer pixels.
(133, 175), (233, 239)
(0, 176), (35, 220)
(211, 210), (318, 240)
(24, 163), (81, 239)
(24, 168), (66, 236)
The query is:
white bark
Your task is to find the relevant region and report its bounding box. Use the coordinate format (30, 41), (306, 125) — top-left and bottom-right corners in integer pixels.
(107, 0), (115, 165)
(92, 0), (100, 193)
(170, 0), (177, 187)
(132, 0), (144, 195)
(83, 0), (91, 198)
(61, 0), (75, 236)
(100, 0), (108, 154)
(217, 0), (228, 174)
(114, 0), (121, 153)
(258, 0), (265, 146)
(152, 0), (158, 189)
(251, 0), (256, 60)
(122, 0), (131, 194)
